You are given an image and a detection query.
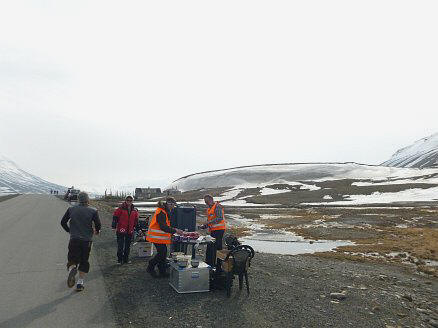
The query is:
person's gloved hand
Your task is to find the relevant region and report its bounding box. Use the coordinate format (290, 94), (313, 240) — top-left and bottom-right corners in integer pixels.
(175, 228), (184, 235)
(198, 224), (208, 230)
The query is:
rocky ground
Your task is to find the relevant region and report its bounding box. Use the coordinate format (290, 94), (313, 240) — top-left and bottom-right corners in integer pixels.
(91, 199), (438, 328)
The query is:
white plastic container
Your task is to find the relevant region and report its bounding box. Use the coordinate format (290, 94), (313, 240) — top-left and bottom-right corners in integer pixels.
(137, 242), (153, 257)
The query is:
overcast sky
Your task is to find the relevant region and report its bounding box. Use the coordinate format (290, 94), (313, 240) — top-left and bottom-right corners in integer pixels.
(1, 1), (437, 192)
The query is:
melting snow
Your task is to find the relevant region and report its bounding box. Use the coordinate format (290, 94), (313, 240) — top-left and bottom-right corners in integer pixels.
(307, 187), (438, 205)
(260, 187), (289, 196)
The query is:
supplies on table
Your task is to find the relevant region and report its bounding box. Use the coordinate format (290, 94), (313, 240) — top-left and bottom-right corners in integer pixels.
(171, 252), (185, 262)
(172, 231), (200, 243)
(176, 255), (192, 268)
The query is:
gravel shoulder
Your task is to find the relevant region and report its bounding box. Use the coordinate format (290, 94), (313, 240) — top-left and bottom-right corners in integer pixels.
(92, 202), (438, 328)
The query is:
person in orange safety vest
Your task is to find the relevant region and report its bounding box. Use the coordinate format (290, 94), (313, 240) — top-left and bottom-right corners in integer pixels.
(200, 194), (226, 269)
(146, 197), (184, 278)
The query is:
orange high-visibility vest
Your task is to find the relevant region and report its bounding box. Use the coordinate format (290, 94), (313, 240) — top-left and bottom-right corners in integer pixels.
(146, 208), (172, 244)
(207, 202), (226, 232)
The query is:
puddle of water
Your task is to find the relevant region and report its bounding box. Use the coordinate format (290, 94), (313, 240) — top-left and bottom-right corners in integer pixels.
(425, 259), (438, 267)
(240, 232), (353, 255)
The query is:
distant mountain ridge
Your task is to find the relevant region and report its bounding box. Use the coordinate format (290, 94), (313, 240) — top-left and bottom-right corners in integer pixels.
(0, 155), (65, 195)
(167, 162), (438, 192)
(382, 133), (438, 168)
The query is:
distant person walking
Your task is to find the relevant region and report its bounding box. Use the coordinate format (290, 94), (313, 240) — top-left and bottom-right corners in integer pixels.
(61, 192), (101, 291)
(112, 195), (139, 264)
(201, 194), (226, 269)
(146, 197), (184, 278)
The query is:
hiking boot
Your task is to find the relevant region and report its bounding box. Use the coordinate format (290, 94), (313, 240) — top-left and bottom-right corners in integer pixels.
(67, 266), (78, 288)
(76, 283), (84, 292)
(146, 266), (158, 278)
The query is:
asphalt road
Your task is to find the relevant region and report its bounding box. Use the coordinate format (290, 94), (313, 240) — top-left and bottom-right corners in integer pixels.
(0, 195), (116, 328)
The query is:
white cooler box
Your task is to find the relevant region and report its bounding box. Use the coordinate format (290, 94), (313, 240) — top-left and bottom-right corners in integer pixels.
(137, 242), (154, 257)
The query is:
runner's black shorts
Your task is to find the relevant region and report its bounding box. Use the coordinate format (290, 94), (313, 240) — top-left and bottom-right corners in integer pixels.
(68, 238), (92, 273)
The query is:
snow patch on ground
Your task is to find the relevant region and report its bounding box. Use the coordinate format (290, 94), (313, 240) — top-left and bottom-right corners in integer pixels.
(352, 177), (438, 186)
(221, 199), (280, 207)
(260, 187), (289, 196)
(214, 189), (243, 201)
(189, 188), (281, 207)
(307, 186), (438, 205)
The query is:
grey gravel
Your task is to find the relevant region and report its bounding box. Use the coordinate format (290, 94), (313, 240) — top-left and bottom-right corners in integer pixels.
(93, 205), (438, 328)
(330, 292), (347, 301)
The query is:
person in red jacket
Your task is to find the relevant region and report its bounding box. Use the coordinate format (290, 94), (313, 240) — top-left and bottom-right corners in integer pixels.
(112, 195), (139, 264)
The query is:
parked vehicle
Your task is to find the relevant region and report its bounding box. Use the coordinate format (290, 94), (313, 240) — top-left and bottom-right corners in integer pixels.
(68, 189), (80, 202)
(64, 187), (80, 202)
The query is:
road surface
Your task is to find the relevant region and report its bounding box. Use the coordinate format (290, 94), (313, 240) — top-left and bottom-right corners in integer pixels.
(0, 194), (116, 328)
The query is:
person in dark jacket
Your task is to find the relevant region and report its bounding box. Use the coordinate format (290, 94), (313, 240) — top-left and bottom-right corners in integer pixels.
(112, 195), (139, 264)
(61, 192), (101, 291)
(146, 197), (184, 278)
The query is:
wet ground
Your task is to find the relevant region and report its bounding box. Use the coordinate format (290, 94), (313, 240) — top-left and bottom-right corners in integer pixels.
(127, 199), (438, 277)
(91, 199), (438, 327)
(222, 206), (438, 277)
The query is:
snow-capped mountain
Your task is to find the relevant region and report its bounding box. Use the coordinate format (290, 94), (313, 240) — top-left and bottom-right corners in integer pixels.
(382, 133), (438, 168)
(165, 162), (438, 206)
(0, 155), (66, 195)
(167, 162), (438, 192)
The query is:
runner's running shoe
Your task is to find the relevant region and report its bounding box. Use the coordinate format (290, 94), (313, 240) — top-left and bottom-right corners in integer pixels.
(67, 266), (77, 288)
(76, 283), (84, 292)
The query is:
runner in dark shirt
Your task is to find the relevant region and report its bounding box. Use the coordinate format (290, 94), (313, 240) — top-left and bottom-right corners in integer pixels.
(61, 192), (101, 291)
